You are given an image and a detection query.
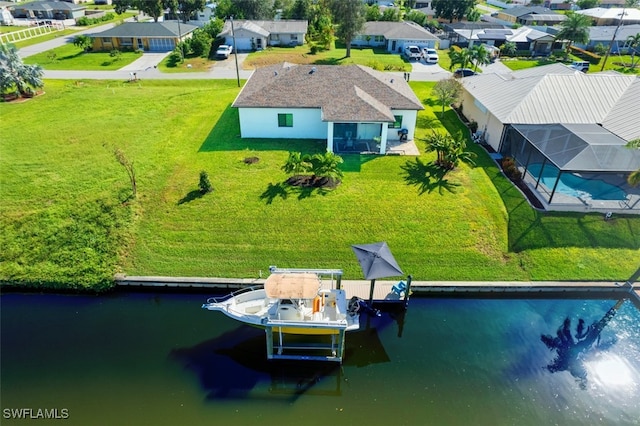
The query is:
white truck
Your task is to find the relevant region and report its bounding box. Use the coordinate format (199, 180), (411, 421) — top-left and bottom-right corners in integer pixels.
(403, 45), (422, 61)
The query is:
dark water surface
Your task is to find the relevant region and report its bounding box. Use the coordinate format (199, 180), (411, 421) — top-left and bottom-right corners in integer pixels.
(1, 292), (639, 426)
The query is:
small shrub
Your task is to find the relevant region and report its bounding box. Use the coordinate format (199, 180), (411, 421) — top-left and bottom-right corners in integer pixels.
(166, 51), (182, 67)
(468, 120), (478, 134)
(110, 49), (121, 60)
(501, 157), (522, 181)
(309, 44), (319, 55)
(199, 171), (213, 194)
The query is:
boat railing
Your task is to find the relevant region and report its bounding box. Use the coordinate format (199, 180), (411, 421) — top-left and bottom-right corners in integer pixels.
(205, 285), (264, 305)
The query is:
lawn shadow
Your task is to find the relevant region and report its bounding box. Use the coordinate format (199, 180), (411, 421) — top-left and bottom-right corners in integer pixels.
(178, 189), (205, 205)
(400, 157), (460, 195)
(259, 182), (289, 204)
(340, 154), (379, 172)
(313, 57), (344, 65)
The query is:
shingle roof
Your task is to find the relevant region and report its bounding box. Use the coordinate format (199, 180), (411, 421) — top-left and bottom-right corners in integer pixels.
(501, 6), (557, 18)
(232, 63), (423, 122)
(91, 22), (197, 38)
(18, 1), (85, 11)
(362, 21), (438, 41)
(461, 65), (639, 141)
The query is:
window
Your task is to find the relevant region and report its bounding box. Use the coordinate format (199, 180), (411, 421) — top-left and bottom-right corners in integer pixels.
(291, 34), (298, 41)
(102, 37), (111, 43)
(388, 115), (402, 129)
(278, 113), (293, 127)
(374, 35), (384, 43)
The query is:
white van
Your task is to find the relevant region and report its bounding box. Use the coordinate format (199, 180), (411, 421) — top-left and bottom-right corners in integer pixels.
(569, 61), (589, 73)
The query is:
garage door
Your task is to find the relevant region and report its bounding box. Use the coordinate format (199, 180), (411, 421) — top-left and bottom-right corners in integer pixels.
(149, 38), (175, 52)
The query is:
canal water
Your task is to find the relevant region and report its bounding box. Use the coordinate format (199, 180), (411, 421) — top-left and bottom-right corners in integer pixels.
(1, 292), (639, 426)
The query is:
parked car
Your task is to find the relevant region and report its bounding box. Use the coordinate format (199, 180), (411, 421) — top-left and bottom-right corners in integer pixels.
(216, 45), (233, 59)
(453, 68), (477, 78)
(422, 48), (439, 63)
(403, 45), (422, 61)
(569, 61), (589, 73)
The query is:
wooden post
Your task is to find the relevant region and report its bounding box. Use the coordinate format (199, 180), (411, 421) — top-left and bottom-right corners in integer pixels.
(403, 275), (412, 306)
(368, 279), (375, 305)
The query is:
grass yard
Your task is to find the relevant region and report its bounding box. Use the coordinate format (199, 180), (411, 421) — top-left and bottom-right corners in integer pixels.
(23, 43), (142, 70)
(501, 54), (639, 74)
(240, 43), (410, 72)
(0, 80), (638, 292)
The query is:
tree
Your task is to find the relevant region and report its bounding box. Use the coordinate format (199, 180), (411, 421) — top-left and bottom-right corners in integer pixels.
(448, 47), (471, 70)
(627, 139), (640, 187)
(404, 10), (427, 27)
(500, 41), (517, 57)
(330, 0), (366, 58)
(216, 0), (274, 19)
(431, 78), (462, 114)
(626, 32), (640, 70)
(555, 12), (591, 56)
(365, 4), (381, 21)
(576, 0), (599, 9)
(73, 34), (92, 52)
(0, 44), (44, 98)
(380, 7), (400, 22)
(179, 0), (206, 22)
(432, 0), (474, 23)
(423, 131), (475, 171)
(281, 151), (343, 187)
(470, 44), (491, 71)
(189, 29), (212, 57)
(281, 151), (311, 175)
(112, 147), (137, 198)
(283, 0), (311, 20)
(307, 1), (334, 50)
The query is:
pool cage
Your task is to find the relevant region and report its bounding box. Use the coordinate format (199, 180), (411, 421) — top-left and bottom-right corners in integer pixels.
(500, 124), (640, 209)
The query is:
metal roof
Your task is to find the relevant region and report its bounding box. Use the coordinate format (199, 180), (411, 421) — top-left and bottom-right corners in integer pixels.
(92, 22), (197, 38)
(362, 21), (439, 41)
(512, 123), (640, 172)
(461, 65), (639, 141)
(220, 19), (308, 38)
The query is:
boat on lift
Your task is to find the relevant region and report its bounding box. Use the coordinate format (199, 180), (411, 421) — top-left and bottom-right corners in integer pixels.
(202, 269), (364, 335)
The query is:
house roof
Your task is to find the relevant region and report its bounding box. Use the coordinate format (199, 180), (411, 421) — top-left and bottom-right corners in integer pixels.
(232, 63), (423, 123)
(15, 1), (85, 11)
(456, 26), (553, 42)
(220, 19), (308, 37)
(576, 7), (640, 21)
(500, 6), (558, 18)
(361, 21), (439, 41)
(519, 13), (567, 22)
(588, 24), (640, 41)
(461, 65), (640, 141)
(91, 22), (197, 38)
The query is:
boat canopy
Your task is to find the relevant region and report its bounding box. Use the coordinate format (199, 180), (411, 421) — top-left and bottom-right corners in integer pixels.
(265, 273), (321, 299)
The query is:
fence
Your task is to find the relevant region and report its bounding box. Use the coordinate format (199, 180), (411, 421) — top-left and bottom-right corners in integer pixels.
(0, 22), (65, 45)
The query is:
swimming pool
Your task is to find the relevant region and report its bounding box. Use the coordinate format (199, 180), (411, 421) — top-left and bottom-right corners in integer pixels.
(2, 293), (639, 425)
(527, 163), (627, 201)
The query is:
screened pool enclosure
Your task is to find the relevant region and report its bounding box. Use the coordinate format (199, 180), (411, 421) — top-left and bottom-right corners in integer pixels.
(501, 124), (640, 211)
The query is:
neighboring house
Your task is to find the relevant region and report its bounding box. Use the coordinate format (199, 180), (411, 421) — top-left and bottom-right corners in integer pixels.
(91, 22), (197, 52)
(496, 6), (566, 25)
(219, 20), (307, 51)
(599, 0), (627, 8)
(0, 2), (14, 25)
(232, 63), (424, 154)
(543, 0), (573, 11)
(576, 7), (640, 26)
(352, 21), (439, 53)
(575, 24), (640, 53)
(163, 2), (214, 27)
(458, 64), (640, 209)
(453, 26), (557, 55)
(10, 0), (85, 20)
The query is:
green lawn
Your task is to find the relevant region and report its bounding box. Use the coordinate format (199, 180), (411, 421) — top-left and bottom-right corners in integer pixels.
(501, 54), (639, 74)
(23, 43), (142, 70)
(1, 79), (638, 291)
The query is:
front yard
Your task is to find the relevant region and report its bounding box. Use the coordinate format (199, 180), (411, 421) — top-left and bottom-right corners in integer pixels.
(23, 43), (142, 70)
(0, 79), (638, 291)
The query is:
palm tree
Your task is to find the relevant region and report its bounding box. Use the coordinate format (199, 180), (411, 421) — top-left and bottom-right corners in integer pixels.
(470, 44), (491, 71)
(423, 131), (475, 171)
(281, 151), (311, 175)
(307, 151), (344, 183)
(626, 33), (640, 70)
(555, 13), (591, 57)
(627, 138), (640, 186)
(448, 48), (472, 70)
(0, 43), (44, 98)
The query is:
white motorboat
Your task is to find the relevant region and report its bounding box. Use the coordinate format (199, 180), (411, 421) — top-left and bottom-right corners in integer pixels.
(202, 270), (361, 335)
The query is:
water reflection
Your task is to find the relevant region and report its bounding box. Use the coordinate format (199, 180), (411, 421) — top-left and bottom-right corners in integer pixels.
(540, 299), (625, 388)
(170, 316), (393, 400)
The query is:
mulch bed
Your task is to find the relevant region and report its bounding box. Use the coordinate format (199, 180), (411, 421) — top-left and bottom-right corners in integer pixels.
(243, 157), (259, 165)
(285, 175), (340, 189)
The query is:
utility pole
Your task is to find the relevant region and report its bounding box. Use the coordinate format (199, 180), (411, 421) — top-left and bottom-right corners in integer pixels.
(231, 16), (240, 87)
(600, 9), (626, 71)
(176, 4), (184, 62)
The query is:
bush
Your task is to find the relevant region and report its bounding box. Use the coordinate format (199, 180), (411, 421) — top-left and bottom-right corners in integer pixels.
(166, 51), (182, 67)
(199, 171), (213, 194)
(501, 157), (522, 181)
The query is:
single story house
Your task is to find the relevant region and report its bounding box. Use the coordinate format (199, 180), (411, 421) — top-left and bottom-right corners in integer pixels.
(10, 0), (85, 20)
(91, 22), (197, 52)
(352, 21), (439, 53)
(453, 26), (557, 55)
(543, 0), (574, 11)
(496, 6), (566, 25)
(458, 64), (640, 210)
(232, 62), (424, 154)
(576, 7), (640, 26)
(163, 2), (215, 27)
(218, 20), (307, 51)
(575, 24), (640, 53)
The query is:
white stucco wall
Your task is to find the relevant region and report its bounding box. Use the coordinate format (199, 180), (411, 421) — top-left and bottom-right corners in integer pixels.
(460, 90), (504, 150)
(384, 110), (418, 141)
(238, 107), (327, 138)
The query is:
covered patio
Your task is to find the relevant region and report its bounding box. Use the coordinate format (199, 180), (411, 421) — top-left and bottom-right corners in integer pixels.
(501, 123), (640, 213)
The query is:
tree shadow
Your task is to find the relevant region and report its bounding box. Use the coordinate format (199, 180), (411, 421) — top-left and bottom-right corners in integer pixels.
(178, 189), (205, 205)
(259, 182), (289, 205)
(400, 157), (460, 195)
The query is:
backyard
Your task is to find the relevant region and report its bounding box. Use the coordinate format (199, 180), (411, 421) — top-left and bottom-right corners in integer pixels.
(0, 79), (638, 291)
